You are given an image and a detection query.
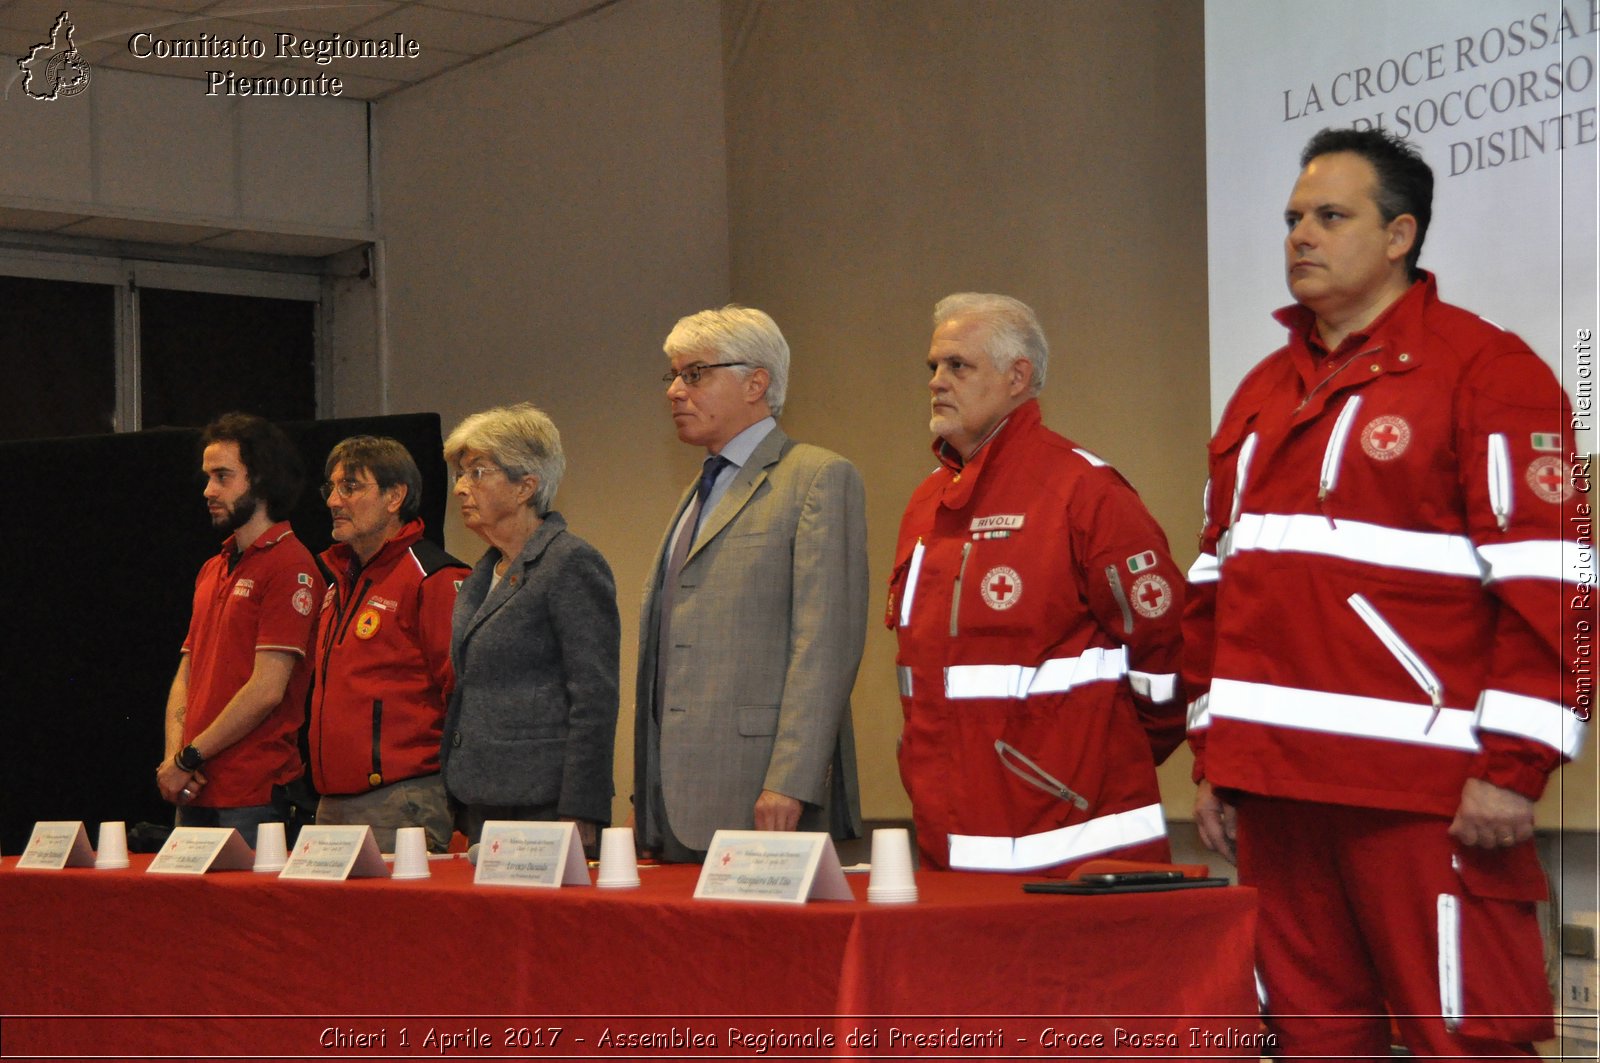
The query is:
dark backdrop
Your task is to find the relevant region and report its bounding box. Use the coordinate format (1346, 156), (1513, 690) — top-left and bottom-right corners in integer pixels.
(0, 414), (453, 856)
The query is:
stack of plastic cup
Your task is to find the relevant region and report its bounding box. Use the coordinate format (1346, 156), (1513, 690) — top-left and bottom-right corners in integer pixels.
(253, 821), (288, 873)
(391, 826), (430, 880)
(95, 821), (129, 869)
(866, 827), (919, 904)
(596, 826), (641, 889)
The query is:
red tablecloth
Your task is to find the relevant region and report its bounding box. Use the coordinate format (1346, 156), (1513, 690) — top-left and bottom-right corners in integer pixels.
(1, 854), (1259, 1060)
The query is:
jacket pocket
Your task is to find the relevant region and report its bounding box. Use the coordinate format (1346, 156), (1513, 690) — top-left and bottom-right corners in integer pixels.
(737, 705), (780, 737)
(1347, 593), (1443, 714)
(1440, 842), (1551, 1040)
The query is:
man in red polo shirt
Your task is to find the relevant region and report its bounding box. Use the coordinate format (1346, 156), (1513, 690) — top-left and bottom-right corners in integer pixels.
(156, 413), (323, 848)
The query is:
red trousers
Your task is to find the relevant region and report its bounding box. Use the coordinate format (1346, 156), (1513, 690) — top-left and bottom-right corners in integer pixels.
(1235, 796), (1552, 1061)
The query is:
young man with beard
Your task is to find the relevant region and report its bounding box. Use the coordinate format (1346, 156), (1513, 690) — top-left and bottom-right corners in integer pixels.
(156, 413), (324, 847)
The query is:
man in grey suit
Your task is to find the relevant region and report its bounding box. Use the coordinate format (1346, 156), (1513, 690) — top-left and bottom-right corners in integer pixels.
(635, 305), (868, 862)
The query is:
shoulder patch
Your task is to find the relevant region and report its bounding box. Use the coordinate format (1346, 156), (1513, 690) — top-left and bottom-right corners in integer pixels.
(410, 537), (470, 578)
(1526, 456), (1573, 503)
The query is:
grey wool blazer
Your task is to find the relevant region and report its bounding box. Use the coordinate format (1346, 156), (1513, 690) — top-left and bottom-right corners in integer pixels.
(442, 511), (620, 823)
(634, 426), (868, 850)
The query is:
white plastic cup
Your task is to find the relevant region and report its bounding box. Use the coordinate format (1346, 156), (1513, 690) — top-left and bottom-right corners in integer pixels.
(391, 825), (430, 880)
(595, 826), (641, 889)
(253, 821), (288, 873)
(95, 821), (129, 869)
(867, 827), (918, 904)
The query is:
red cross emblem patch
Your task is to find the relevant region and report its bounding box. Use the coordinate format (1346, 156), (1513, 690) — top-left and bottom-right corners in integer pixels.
(979, 566), (1022, 611)
(1359, 415), (1412, 461)
(1526, 455), (1573, 503)
(1130, 574), (1173, 618)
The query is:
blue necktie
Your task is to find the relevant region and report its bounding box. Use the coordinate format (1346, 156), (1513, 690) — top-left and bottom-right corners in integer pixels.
(692, 454), (732, 540)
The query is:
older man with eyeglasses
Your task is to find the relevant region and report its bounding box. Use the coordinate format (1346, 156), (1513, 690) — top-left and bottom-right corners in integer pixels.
(633, 305), (869, 862)
(308, 435), (469, 852)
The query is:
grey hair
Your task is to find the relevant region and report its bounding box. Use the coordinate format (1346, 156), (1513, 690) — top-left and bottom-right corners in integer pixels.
(325, 435), (423, 522)
(663, 305), (790, 416)
(443, 402), (566, 512)
(932, 293), (1049, 396)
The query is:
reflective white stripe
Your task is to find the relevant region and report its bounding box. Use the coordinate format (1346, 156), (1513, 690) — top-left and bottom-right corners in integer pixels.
(1129, 670), (1178, 703)
(1254, 968), (1269, 1010)
(1487, 433), (1513, 531)
(1228, 433), (1259, 529)
(1229, 512), (1487, 580)
(948, 802), (1167, 872)
(1073, 447), (1107, 468)
(1319, 395), (1362, 499)
(1208, 678), (1480, 751)
(1347, 594), (1442, 708)
(945, 647), (1128, 699)
(899, 539), (925, 627)
(1438, 894), (1462, 1031)
(1477, 688), (1586, 759)
(1187, 551), (1220, 585)
(1186, 692), (1211, 733)
(896, 666), (913, 698)
(1479, 539), (1587, 585)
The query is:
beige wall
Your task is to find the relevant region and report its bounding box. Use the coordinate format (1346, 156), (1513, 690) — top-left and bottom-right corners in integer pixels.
(373, 0), (731, 825)
(376, 0), (1211, 825)
(720, 0), (1211, 817)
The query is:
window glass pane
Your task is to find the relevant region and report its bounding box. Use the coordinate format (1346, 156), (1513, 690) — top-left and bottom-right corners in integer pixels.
(0, 276), (116, 440)
(140, 288), (315, 428)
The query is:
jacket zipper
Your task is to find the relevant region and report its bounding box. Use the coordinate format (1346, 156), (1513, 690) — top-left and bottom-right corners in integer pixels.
(1104, 564), (1134, 636)
(950, 541), (972, 637)
(1295, 346), (1379, 414)
(1221, 433), (1259, 564)
(899, 538), (925, 628)
(317, 574), (373, 785)
(1347, 593), (1445, 732)
(1319, 394), (1363, 501)
(1487, 433), (1513, 531)
(1228, 433), (1259, 530)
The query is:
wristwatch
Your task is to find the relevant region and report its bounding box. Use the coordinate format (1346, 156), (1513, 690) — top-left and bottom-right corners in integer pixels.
(175, 744), (206, 773)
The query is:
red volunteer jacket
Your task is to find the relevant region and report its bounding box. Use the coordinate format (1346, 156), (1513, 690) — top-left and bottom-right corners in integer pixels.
(888, 400), (1186, 874)
(310, 519), (467, 795)
(1183, 274), (1586, 813)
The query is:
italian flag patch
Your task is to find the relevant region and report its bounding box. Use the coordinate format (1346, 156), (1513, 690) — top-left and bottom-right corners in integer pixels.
(1530, 432), (1563, 453)
(1127, 550), (1158, 573)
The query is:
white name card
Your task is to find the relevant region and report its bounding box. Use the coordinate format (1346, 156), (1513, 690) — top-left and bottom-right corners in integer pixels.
(147, 827), (254, 875)
(473, 821), (590, 888)
(694, 831), (852, 904)
(16, 821), (94, 870)
(279, 825), (389, 880)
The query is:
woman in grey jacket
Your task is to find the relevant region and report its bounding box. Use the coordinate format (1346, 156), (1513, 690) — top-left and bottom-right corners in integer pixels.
(440, 403), (620, 854)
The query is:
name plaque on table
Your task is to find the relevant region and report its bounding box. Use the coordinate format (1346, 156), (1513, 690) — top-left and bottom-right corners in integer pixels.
(279, 825), (389, 880)
(694, 831), (852, 905)
(474, 821), (590, 888)
(147, 827), (253, 875)
(16, 822), (93, 870)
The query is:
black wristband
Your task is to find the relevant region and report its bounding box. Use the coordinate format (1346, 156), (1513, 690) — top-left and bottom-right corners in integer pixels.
(175, 744), (205, 773)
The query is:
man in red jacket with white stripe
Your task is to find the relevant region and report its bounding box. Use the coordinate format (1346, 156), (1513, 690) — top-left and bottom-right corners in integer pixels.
(1185, 127), (1584, 1058)
(890, 293), (1186, 877)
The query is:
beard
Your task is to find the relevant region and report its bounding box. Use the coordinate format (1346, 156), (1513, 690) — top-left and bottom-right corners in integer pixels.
(211, 490), (259, 532)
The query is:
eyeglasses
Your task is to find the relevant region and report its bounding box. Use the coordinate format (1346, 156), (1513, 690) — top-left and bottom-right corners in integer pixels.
(661, 361), (750, 387)
(319, 479), (377, 501)
(454, 465), (504, 485)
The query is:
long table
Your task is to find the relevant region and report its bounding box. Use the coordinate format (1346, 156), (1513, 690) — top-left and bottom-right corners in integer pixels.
(1, 854), (1259, 1060)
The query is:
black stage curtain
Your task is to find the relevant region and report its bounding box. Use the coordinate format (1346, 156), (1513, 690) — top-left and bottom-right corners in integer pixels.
(0, 414), (453, 856)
